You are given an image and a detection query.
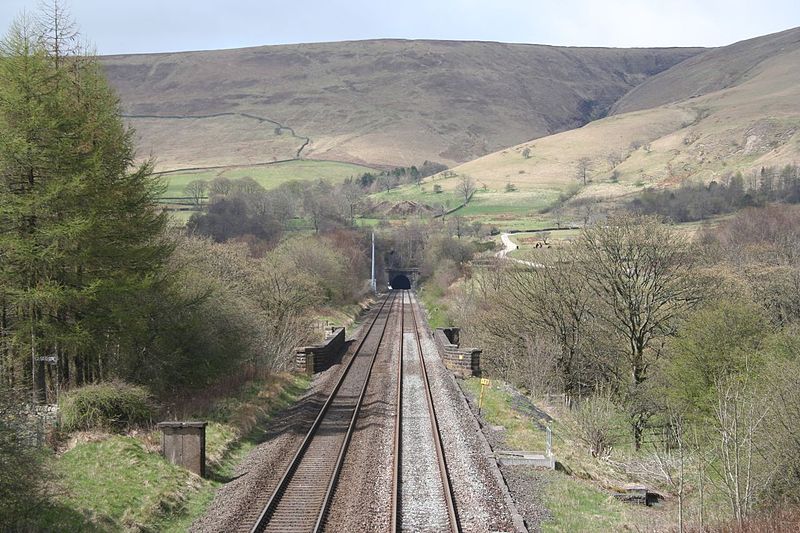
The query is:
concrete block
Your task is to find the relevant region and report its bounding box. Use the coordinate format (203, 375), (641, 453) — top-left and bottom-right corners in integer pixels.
(157, 421), (207, 477)
(495, 450), (556, 469)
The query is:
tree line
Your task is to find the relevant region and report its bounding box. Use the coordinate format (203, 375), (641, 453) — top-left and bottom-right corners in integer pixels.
(452, 209), (800, 526)
(630, 164), (800, 222)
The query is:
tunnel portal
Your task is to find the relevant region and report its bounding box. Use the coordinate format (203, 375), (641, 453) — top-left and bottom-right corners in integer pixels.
(390, 274), (412, 290)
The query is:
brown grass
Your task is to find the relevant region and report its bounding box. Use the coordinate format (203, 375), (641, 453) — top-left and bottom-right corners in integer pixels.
(101, 40), (700, 169)
(689, 507), (800, 533)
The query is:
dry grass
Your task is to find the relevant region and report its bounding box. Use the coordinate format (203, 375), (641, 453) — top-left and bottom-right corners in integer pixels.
(102, 40), (700, 169)
(432, 29), (800, 211)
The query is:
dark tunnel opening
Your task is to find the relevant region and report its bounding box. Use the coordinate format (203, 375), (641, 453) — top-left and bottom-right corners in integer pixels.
(390, 275), (411, 290)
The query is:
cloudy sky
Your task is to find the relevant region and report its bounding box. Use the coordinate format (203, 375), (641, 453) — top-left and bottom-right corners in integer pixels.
(1, 0), (799, 55)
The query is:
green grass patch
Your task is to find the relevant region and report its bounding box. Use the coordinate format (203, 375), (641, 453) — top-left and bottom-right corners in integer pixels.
(36, 373), (311, 531)
(458, 378), (637, 531)
(417, 283), (449, 329)
(160, 159), (376, 197)
(47, 435), (205, 531)
(540, 473), (633, 533)
(462, 378), (547, 451)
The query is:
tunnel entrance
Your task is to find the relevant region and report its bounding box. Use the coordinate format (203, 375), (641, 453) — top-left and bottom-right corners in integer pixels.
(390, 274), (411, 290)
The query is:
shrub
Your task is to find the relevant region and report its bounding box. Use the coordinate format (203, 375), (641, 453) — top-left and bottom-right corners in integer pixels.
(60, 382), (155, 433)
(574, 393), (626, 459)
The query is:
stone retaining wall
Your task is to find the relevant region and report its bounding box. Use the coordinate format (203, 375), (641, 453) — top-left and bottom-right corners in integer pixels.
(296, 327), (346, 374)
(434, 327), (481, 377)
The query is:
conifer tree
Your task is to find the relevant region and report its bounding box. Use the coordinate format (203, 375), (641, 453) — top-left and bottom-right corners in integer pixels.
(0, 4), (170, 401)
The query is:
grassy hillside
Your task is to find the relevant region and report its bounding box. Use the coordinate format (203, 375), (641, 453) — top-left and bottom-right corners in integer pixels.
(102, 40), (702, 170)
(160, 159), (375, 197)
(611, 26), (800, 114)
(413, 27), (800, 228)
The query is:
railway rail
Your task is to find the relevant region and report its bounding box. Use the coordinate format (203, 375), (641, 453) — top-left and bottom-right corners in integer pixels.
(250, 292), (397, 533)
(393, 291), (461, 532)
(249, 290), (460, 532)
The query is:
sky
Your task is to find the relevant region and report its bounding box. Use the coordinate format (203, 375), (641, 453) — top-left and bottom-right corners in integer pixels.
(1, 0), (799, 55)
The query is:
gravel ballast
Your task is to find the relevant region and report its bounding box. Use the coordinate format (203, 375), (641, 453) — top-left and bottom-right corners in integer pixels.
(413, 294), (522, 533)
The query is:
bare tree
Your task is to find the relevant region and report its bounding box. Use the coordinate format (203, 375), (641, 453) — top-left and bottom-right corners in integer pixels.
(208, 176), (233, 197)
(522, 147), (531, 159)
(184, 180), (208, 207)
(457, 174), (477, 205)
(606, 152), (623, 170)
(232, 176), (265, 196)
(491, 251), (594, 397)
(578, 216), (704, 447)
(379, 173), (397, 193)
(708, 372), (774, 526)
(575, 157), (592, 185)
(449, 216), (466, 239)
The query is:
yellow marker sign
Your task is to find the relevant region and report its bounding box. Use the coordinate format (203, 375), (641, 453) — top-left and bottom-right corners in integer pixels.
(478, 377), (491, 414)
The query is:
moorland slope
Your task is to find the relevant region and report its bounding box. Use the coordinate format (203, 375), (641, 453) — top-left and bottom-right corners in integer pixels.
(431, 27), (800, 211)
(101, 40), (702, 171)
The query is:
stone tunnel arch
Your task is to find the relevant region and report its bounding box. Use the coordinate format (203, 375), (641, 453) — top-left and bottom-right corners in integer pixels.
(390, 274), (411, 290)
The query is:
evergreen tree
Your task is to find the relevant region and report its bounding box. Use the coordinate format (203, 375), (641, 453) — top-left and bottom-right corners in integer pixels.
(0, 7), (169, 401)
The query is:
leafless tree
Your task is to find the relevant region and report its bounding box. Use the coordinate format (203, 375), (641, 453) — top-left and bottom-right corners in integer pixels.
(707, 371), (774, 526)
(184, 179), (208, 207)
(379, 173), (397, 193)
(578, 216), (704, 447)
(449, 216), (466, 239)
(208, 176), (233, 197)
(491, 251), (595, 397)
(522, 147), (531, 159)
(606, 152), (623, 170)
(232, 176), (265, 196)
(457, 174), (477, 205)
(575, 157), (592, 185)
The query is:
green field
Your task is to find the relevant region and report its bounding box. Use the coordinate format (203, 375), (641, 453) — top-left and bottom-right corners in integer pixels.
(368, 182), (562, 230)
(160, 159), (376, 198)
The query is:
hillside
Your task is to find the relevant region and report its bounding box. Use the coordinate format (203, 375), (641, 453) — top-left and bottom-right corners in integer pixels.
(611, 26), (800, 114)
(415, 27), (800, 226)
(101, 40), (702, 171)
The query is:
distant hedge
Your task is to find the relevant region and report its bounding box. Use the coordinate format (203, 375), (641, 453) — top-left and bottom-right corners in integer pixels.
(60, 382), (156, 433)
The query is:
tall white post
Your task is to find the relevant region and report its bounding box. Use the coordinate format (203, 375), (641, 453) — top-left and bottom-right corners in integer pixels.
(371, 232), (376, 292)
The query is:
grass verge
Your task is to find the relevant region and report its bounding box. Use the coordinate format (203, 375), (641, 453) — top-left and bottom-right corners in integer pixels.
(459, 377), (639, 532)
(35, 373), (310, 531)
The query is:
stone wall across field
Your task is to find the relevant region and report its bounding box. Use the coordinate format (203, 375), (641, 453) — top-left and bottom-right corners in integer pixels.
(434, 327), (481, 377)
(296, 327), (346, 374)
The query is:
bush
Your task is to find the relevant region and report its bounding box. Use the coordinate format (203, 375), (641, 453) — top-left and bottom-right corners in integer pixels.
(60, 382), (155, 433)
(574, 393), (626, 459)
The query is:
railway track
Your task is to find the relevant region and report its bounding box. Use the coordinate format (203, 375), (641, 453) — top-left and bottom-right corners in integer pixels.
(249, 290), (460, 532)
(250, 292), (398, 533)
(393, 291), (460, 532)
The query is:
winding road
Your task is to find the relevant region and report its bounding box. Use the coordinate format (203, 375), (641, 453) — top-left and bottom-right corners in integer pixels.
(495, 233), (543, 268)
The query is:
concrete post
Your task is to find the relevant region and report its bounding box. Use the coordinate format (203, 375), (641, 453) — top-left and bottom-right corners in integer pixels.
(157, 421), (208, 477)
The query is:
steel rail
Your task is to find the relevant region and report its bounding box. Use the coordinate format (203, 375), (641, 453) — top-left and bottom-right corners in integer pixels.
(250, 291), (398, 533)
(390, 291), (404, 531)
(407, 290), (461, 533)
(312, 292), (397, 531)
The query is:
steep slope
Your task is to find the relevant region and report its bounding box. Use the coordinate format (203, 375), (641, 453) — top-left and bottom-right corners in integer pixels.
(611, 26), (800, 114)
(101, 39), (702, 171)
(427, 27), (800, 214)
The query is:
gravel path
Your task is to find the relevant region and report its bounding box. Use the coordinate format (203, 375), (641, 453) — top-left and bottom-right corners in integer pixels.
(412, 293), (522, 533)
(460, 378), (552, 532)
